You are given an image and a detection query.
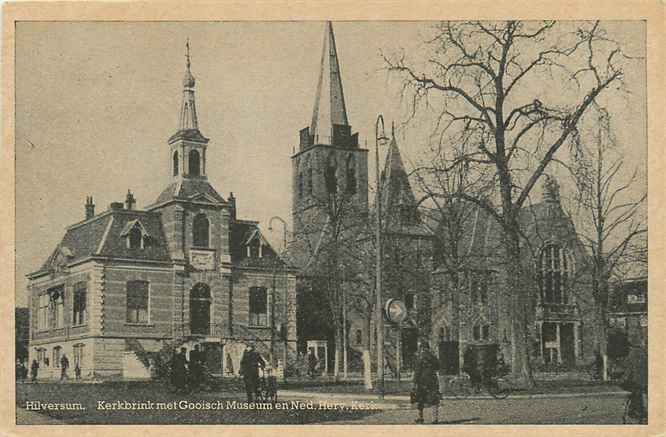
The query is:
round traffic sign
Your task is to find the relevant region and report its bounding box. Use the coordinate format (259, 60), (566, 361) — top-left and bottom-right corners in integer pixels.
(384, 298), (408, 324)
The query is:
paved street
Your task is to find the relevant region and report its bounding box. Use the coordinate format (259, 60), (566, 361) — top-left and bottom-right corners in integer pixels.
(16, 381), (631, 425)
(324, 394), (629, 424)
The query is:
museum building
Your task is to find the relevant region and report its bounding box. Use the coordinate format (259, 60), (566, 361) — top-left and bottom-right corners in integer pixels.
(26, 45), (297, 380)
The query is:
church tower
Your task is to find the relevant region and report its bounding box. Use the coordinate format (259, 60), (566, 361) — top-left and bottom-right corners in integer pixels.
(169, 39), (209, 180)
(291, 22), (369, 264)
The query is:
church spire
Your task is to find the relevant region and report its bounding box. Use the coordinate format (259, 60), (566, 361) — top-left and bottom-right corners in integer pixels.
(306, 21), (356, 148)
(179, 38), (199, 132)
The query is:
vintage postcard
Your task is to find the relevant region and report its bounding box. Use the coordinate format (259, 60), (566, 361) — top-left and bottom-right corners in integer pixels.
(1, 1), (663, 435)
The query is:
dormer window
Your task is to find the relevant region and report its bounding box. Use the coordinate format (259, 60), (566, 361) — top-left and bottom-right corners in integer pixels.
(121, 220), (150, 250)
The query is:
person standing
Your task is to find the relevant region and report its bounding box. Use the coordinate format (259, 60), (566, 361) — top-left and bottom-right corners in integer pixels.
(171, 347), (189, 393)
(413, 342), (441, 424)
(240, 344), (265, 402)
(60, 354), (70, 382)
(30, 359), (39, 382)
(189, 344), (204, 391)
(621, 333), (648, 423)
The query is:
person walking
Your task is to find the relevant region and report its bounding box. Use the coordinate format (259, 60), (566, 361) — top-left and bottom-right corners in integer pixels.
(30, 359), (39, 382)
(171, 347), (189, 393)
(60, 354), (70, 382)
(189, 344), (204, 391)
(412, 342), (441, 424)
(240, 343), (265, 402)
(621, 333), (648, 423)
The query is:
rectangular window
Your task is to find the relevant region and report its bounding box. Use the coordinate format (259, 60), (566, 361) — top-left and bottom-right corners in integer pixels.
(53, 346), (62, 368)
(126, 281), (149, 323)
(38, 293), (49, 330)
(73, 344), (85, 367)
(37, 348), (46, 364)
(73, 282), (87, 325)
(249, 287), (268, 326)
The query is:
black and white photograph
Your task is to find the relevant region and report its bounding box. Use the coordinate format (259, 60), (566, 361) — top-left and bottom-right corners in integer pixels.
(7, 9), (658, 429)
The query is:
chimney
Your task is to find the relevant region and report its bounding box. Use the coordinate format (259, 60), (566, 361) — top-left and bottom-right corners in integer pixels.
(109, 202), (124, 211)
(85, 196), (95, 220)
(228, 192), (236, 222)
(125, 189), (136, 210)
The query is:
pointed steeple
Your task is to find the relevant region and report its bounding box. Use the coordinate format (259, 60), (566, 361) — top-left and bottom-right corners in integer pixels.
(299, 22), (358, 150)
(380, 123), (421, 229)
(170, 39), (208, 144)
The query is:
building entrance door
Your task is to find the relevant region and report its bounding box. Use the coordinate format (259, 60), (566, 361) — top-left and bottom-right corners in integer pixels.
(203, 342), (223, 375)
(560, 323), (576, 368)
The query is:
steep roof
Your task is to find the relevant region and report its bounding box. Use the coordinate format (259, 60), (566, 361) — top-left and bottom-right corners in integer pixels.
(378, 133), (432, 237)
(310, 21), (349, 144)
(33, 209), (171, 276)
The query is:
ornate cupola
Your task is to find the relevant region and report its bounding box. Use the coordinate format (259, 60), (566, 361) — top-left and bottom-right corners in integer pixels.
(169, 39), (209, 180)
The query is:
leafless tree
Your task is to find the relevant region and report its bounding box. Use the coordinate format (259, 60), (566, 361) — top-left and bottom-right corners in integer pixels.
(568, 106), (646, 379)
(384, 20), (632, 386)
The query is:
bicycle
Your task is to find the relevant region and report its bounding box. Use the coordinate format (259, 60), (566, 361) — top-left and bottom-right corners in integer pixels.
(622, 390), (647, 424)
(255, 367), (278, 403)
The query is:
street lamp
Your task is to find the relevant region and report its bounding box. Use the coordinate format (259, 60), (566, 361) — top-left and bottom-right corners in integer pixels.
(375, 114), (389, 399)
(268, 215), (289, 379)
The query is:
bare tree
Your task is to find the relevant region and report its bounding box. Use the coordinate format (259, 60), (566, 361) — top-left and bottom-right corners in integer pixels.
(385, 20), (631, 386)
(569, 107), (646, 379)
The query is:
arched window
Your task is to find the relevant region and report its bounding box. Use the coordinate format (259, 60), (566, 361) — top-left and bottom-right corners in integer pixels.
(193, 214), (209, 247)
(128, 227), (143, 249)
(189, 149), (200, 176)
(190, 283), (211, 335)
(173, 151), (179, 176)
(325, 154), (337, 194)
(346, 155), (357, 194)
(539, 244), (570, 304)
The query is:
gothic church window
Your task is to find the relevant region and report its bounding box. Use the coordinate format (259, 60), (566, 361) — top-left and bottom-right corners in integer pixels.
(249, 287), (268, 326)
(126, 280), (149, 324)
(539, 244), (570, 304)
(346, 155), (356, 194)
(193, 214), (210, 248)
(189, 149), (201, 176)
(173, 151), (179, 176)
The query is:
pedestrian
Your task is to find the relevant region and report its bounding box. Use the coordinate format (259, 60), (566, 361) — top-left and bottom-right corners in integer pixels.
(307, 350), (318, 378)
(621, 332), (648, 423)
(412, 341), (440, 424)
(75, 363), (82, 381)
(30, 359), (39, 382)
(225, 352), (235, 377)
(16, 360), (25, 383)
(60, 354), (70, 381)
(171, 347), (189, 393)
(189, 344), (204, 391)
(240, 343), (265, 402)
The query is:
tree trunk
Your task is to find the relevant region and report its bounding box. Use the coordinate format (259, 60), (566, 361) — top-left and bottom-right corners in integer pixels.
(333, 326), (342, 382)
(504, 228), (535, 388)
(363, 311), (374, 390)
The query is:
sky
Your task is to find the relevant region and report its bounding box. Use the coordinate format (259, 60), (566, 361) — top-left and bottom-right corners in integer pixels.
(15, 21), (646, 306)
